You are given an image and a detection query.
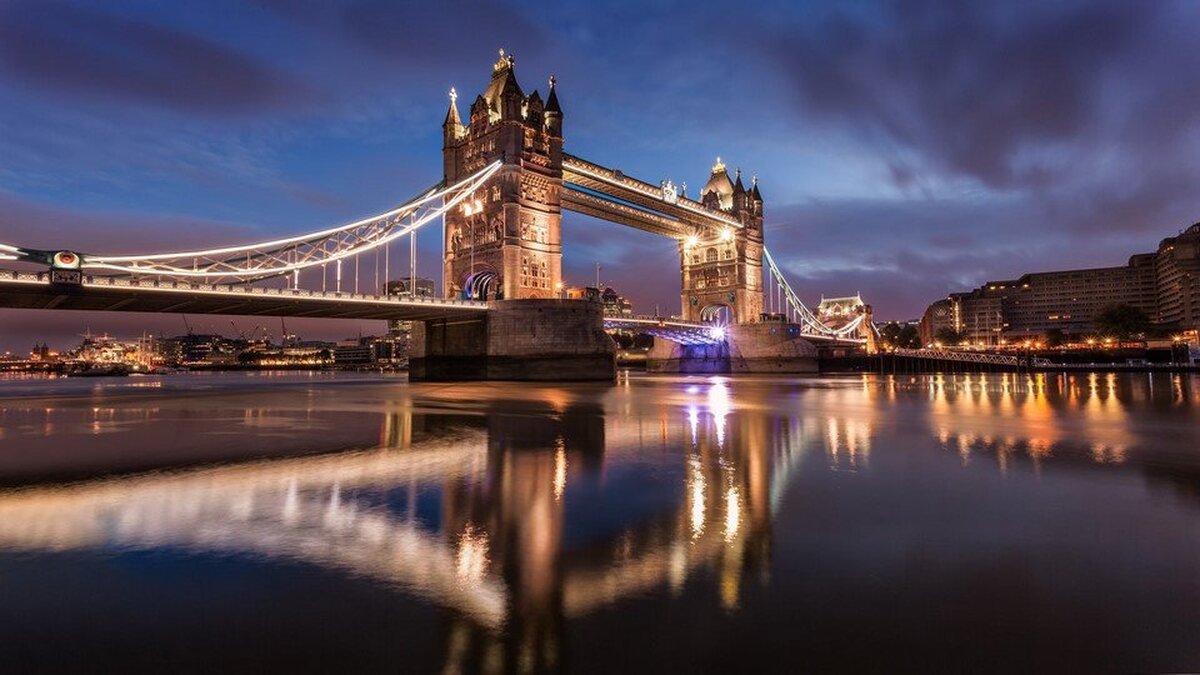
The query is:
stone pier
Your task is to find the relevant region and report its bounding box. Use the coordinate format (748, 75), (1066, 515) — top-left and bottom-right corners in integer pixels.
(646, 322), (818, 374)
(409, 299), (616, 381)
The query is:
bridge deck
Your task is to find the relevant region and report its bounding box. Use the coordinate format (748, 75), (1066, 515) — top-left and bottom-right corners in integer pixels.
(0, 270), (488, 321)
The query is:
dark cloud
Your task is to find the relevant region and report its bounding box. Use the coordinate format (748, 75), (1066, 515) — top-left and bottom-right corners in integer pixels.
(759, 2), (1178, 189)
(0, 2), (312, 114)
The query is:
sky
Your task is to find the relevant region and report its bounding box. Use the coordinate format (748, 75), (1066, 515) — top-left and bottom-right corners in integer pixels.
(1, 0), (1199, 349)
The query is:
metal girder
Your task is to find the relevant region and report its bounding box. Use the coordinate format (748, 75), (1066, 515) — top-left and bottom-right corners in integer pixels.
(0, 161), (502, 284)
(892, 348), (1053, 367)
(560, 187), (692, 238)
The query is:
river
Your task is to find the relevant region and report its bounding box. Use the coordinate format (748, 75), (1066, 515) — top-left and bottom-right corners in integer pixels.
(0, 371), (1196, 672)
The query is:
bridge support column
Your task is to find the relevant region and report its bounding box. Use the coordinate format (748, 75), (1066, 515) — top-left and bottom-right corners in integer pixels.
(646, 323), (818, 374)
(409, 299), (616, 381)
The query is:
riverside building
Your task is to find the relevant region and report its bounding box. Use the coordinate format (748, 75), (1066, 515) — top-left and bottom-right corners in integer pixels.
(920, 222), (1200, 346)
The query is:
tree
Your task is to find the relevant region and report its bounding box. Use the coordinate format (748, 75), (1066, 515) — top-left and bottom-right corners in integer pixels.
(1044, 328), (1066, 348)
(879, 322), (902, 345)
(934, 326), (966, 346)
(1094, 303), (1151, 341)
(896, 324), (921, 348)
(878, 322), (921, 349)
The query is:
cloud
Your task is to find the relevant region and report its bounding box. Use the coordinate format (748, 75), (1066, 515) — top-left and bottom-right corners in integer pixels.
(0, 2), (313, 114)
(758, 2), (1169, 189)
(739, 1), (1200, 316)
(763, 194), (1166, 321)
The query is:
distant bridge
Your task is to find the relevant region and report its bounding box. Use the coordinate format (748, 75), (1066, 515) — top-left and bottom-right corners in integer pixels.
(891, 348), (1053, 368)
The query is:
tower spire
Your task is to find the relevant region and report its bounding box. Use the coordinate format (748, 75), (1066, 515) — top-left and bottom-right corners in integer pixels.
(544, 74), (562, 136)
(443, 86), (463, 138)
(545, 75), (562, 114)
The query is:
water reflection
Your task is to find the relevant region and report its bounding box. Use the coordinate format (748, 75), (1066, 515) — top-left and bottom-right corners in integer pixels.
(0, 379), (791, 670)
(914, 372), (1197, 475)
(0, 373), (1198, 671)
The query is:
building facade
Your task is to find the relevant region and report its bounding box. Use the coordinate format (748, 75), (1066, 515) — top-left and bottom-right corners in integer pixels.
(441, 50), (563, 301)
(919, 222), (1200, 345)
(680, 159), (765, 324)
(1154, 224), (1200, 329)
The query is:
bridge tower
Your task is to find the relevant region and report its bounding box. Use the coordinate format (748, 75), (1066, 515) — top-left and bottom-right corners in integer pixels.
(680, 160), (765, 324)
(442, 50), (563, 301)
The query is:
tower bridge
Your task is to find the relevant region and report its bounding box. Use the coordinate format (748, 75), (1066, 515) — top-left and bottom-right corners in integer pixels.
(0, 50), (875, 379)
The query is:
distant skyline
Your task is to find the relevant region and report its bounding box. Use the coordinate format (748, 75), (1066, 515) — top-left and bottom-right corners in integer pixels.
(2, 0), (1200, 349)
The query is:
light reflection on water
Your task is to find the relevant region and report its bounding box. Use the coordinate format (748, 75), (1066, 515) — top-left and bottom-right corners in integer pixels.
(0, 372), (1197, 672)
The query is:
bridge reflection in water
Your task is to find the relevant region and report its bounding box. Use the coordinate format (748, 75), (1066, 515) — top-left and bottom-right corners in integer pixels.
(0, 379), (819, 672)
(0, 372), (1198, 671)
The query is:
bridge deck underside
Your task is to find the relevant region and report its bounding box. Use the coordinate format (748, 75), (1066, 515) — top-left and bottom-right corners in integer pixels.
(560, 187), (688, 238)
(0, 276), (486, 321)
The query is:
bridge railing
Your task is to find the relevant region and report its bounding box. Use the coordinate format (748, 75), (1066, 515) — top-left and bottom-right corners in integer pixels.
(891, 348), (1053, 368)
(0, 269), (489, 308)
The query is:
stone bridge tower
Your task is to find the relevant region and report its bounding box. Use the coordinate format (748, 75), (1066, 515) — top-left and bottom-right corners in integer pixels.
(680, 159), (765, 324)
(442, 50), (563, 301)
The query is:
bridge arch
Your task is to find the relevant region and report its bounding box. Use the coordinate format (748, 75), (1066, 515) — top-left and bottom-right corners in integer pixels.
(464, 270), (501, 300)
(700, 303), (733, 324)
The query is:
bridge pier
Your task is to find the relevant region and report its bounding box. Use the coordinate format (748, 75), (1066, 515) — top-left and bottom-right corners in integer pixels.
(409, 299), (616, 381)
(646, 322), (818, 374)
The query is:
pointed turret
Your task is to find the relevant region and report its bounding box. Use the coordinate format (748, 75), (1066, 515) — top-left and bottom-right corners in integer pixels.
(484, 49), (525, 120)
(526, 89), (544, 124)
(443, 87), (464, 142)
(700, 157), (735, 210)
(469, 93), (489, 124)
(546, 75), (562, 113)
(544, 75), (563, 137)
(733, 168), (746, 194)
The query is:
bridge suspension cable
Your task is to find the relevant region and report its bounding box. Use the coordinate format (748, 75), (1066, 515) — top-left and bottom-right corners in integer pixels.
(761, 246), (867, 340)
(1, 161), (502, 283)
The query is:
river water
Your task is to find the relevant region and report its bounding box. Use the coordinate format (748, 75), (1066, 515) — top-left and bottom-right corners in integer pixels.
(0, 371), (1197, 673)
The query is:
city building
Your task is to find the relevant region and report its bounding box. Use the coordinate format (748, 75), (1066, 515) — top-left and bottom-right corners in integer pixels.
(1155, 224), (1200, 328)
(563, 286), (634, 317)
(919, 222), (1200, 345)
(565, 286), (599, 302)
(386, 277), (437, 353)
(385, 277), (436, 299)
(600, 287), (633, 317)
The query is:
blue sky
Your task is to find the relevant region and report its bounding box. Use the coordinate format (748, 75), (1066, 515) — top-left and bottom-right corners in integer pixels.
(1, 0), (1199, 348)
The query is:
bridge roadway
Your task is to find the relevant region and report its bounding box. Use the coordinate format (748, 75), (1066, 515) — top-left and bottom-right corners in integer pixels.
(0, 269), (488, 321)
